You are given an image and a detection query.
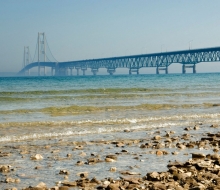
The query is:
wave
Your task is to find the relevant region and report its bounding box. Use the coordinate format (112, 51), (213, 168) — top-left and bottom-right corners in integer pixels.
(0, 87), (187, 96)
(0, 102), (219, 116)
(0, 112), (220, 142)
(0, 112), (219, 128)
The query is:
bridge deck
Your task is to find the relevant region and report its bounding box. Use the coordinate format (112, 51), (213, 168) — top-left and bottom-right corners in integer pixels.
(19, 46), (220, 75)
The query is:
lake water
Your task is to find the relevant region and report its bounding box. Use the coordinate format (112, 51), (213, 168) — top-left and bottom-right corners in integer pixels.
(0, 73), (220, 143)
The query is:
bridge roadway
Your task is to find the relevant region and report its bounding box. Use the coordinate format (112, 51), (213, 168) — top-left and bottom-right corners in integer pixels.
(18, 46), (220, 76)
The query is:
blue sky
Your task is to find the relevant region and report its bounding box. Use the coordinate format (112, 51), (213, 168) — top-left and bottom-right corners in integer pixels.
(1, 0), (220, 73)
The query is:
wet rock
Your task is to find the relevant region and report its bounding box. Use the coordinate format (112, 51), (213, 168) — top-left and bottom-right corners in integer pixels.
(154, 143), (165, 149)
(90, 177), (101, 184)
(30, 154), (43, 160)
(116, 142), (124, 147)
(0, 165), (11, 172)
(110, 167), (117, 172)
(176, 143), (186, 149)
(0, 152), (11, 157)
(192, 153), (206, 159)
(87, 157), (102, 164)
(79, 151), (86, 157)
(121, 150), (129, 154)
(153, 135), (161, 140)
(76, 160), (84, 166)
(59, 187), (69, 190)
(210, 154), (220, 160)
(66, 153), (72, 158)
(35, 166), (41, 170)
(201, 137), (215, 141)
(196, 160), (212, 168)
(73, 145), (84, 150)
(36, 182), (47, 188)
(61, 181), (77, 186)
(124, 129), (130, 132)
(106, 154), (117, 160)
(194, 125), (200, 130)
(147, 172), (160, 181)
(62, 176), (68, 181)
(15, 178), (21, 183)
(5, 177), (15, 183)
(150, 182), (166, 190)
(102, 180), (111, 188)
(167, 161), (184, 168)
(44, 145), (51, 149)
(105, 157), (115, 162)
(140, 144), (147, 148)
(210, 124), (218, 128)
(156, 150), (163, 156)
(59, 170), (70, 175)
(107, 182), (120, 190)
(77, 172), (88, 178)
(120, 171), (140, 175)
(121, 176), (140, 184)
(172, 151), (179, 155)
(184, 127), (191, 131)
(186, 142), (195, 148)
(51, 149), (60, 153)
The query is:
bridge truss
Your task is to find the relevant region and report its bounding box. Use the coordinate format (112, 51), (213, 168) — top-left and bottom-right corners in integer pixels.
(18, 34), (220, 76)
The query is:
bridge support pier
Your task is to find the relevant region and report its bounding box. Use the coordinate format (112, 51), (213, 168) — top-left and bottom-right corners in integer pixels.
(107, 68), (116, 75)
(82, 68), (87, 76)
(51, 67), (54, 76)
(156, 66), (168, 74)
(69, 67), (73, 76)
(75, 67), (81, 76)
(91, 68), (99, 75)
(193, 64), (196, 73)
(129, 68), (139, 75)
(182, 64), (196, 74)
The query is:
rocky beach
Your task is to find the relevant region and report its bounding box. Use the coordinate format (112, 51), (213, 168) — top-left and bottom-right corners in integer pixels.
(1, 122), (220, 190)
(1, 74), (220, 190)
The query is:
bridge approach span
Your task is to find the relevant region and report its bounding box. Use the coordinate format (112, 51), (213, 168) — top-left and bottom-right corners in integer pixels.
(19, 46), (220, 76)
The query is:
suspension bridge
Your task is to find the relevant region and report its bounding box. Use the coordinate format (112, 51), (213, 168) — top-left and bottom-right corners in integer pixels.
(18, 33), (220, 76)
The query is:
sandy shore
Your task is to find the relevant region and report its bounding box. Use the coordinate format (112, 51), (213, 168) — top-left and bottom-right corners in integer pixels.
(1, 123), (220, 190)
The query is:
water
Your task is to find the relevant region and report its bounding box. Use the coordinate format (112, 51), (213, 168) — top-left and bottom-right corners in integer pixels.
(0, 73), (220, 142)
(1, 73), (220, 188)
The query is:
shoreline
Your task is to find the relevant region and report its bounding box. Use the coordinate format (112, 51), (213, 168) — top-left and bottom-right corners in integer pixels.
(1, 123), (220, 190)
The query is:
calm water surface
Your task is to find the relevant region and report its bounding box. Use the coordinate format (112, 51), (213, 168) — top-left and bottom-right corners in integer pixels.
(0, 73), (220, 142)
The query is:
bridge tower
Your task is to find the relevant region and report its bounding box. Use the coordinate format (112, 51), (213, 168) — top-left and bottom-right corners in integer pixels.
(23, 46), (30, 76)
(38, 32), (47, 76)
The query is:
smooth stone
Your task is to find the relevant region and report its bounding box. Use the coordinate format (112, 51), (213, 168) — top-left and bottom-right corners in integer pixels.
(192, 153), (206, 159)
(153, 135), (161, 140)
(156, 150), (163, 156)
(110, 167), (117, 172)
(105, 158), (116, 162)
(30, 154), (43, 160)
(59, 170), (70, 175)
(62, 181), (77, 186)
(36, 182), (47, 188)
(77, 172), (88, 178)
